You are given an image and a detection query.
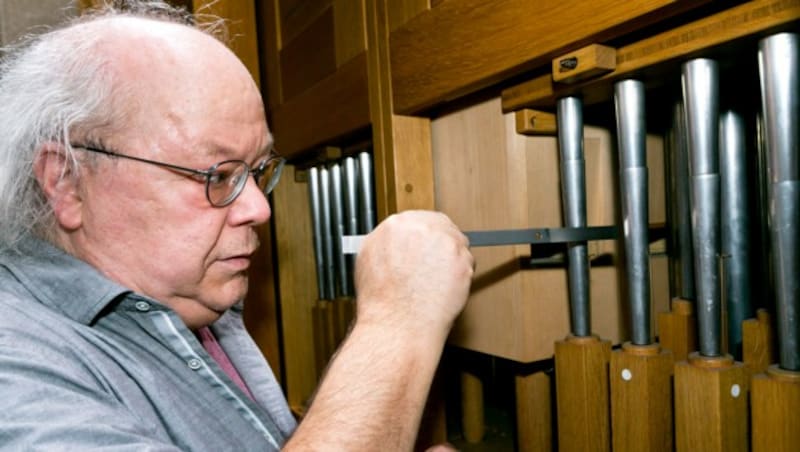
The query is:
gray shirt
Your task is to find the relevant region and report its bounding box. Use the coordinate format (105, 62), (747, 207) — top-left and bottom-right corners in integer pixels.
(0, 238), (297, 450)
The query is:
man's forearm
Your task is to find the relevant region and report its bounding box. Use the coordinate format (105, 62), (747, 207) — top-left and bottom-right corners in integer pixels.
(285, 320), (448, 451)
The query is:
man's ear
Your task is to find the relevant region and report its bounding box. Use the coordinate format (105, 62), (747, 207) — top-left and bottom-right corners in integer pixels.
(33, 143), (84, 231)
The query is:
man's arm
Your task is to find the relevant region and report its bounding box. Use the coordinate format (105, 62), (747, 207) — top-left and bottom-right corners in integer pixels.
(285, 210), (474, 450)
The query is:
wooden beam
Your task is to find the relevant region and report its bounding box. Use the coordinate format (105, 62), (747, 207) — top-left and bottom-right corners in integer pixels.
(390, 0), (711, 114)
(502, 0), (800, 111)
(271, 51), (370, 158)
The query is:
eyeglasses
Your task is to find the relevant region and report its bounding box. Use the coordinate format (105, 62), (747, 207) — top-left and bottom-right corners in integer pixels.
(72, 145), (285, 207)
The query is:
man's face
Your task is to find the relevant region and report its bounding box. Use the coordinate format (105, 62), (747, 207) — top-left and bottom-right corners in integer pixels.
(65, 23), (272, 328)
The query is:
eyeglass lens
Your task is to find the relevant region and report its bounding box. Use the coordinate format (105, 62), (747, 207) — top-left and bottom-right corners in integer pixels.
(205, 158), (284, 207)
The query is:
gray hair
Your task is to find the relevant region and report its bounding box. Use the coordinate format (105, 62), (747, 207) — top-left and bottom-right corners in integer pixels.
(0, 1), (223, 250)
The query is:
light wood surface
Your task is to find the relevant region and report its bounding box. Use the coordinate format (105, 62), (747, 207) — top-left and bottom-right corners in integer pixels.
(503, 0), (800, 111)
(657, 298), (697, 362)
(610, 343), (674, 452)
(555, 336), (612, 452)
(515, 371), (553, 452)
(743, 309), (776, 374)
(751, 365), (800, 452)
(674, 353), (749, 452)
(551, 44), (616, 84)
(390, 0), (709, 114)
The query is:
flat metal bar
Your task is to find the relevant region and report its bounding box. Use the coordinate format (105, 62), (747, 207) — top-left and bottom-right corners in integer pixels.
(341, 226), (617, 255)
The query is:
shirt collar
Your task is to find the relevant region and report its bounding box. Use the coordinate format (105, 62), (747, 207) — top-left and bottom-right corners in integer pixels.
(0, 236), (131, 325)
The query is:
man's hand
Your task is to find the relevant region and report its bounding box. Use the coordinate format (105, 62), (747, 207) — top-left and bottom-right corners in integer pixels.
(354, 210), (474, 336)
(286, 211), (473, 451)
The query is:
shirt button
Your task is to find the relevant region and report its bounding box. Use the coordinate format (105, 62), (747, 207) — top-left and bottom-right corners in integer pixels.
(134, 301), (151, 312)
(187, 358), (203, 370)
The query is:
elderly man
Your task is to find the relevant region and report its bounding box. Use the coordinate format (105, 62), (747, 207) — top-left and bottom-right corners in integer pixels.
(0, 2), (473, 450)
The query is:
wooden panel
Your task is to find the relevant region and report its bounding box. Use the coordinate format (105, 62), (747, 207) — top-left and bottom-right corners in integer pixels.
(193, 0), (261, 87)
(271, 51), (370, 158)
(333, 0), (367, 66)
(390, 0), (710, 114)
(279, 0), (331, 46)
(502, 0), (800, 111)
(279, 6), (337, 100)
(272, 164), (318, 409)
(258, 0), (283, 109)
(387, 0), (429, 32)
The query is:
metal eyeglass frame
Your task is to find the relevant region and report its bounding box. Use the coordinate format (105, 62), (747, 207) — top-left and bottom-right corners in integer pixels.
(71, 144), (286, 207)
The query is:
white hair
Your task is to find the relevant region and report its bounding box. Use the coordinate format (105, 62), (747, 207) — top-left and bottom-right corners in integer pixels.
(0, 1), (224, 250)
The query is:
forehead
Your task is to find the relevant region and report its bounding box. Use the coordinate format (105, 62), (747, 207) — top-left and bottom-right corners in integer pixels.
(95, 17), (270, 161)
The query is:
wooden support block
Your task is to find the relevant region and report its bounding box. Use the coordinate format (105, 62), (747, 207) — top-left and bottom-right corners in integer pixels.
(751, 365), (800, 452)
(610, 343), (674, 452)
(461, 370), (485, 443)
(555, 335), (612, 452)
(551, 44), (616, 84)
(515, 371), (553, 452)
(515, 109), (557, 136)
(742, 309), (776, 374)
(674, 353), (749, 452)
(657, 298), (697, 362)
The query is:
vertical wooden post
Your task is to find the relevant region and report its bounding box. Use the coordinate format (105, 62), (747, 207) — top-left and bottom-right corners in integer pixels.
(610, 343), (674, 452)
(364, 1), (443, 447)
(555, 335), (612, 452)
(461, 370), (485, 443)
(515, 371), (553, 452)
(657, 298), (697, 362)
(751, 365), (800, 452)
(674, 353), (749, 452)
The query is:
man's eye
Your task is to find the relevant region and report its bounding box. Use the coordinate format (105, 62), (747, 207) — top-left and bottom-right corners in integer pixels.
(208, 170), (230, 185)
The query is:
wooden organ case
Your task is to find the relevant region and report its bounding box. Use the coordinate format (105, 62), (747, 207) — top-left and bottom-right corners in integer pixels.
(251, 1), (799, 451)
